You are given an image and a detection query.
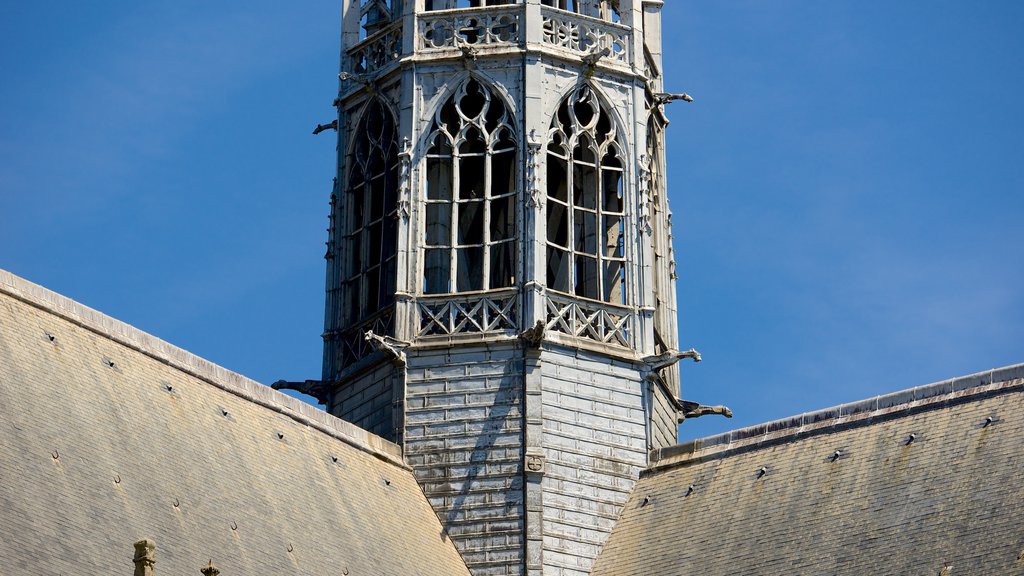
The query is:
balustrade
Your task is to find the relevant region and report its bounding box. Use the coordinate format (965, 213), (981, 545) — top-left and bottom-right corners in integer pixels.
(540, 6), (630, 65)
(418, 289), (518, 336)
(419, 6), (522, 50)
(348, 21), (403, 75)
(545, 292), (631, 347)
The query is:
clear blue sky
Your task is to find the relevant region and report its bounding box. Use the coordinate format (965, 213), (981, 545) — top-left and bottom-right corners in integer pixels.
(2, 2), (1022, 442)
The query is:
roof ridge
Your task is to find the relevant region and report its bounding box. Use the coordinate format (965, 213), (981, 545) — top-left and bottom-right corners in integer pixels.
(651, 363), (1024, 471)
(0, 268), (406, 468)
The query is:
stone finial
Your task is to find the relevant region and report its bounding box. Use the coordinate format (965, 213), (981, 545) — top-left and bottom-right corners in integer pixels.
(133, 539), (156, 576)
(200, 560), (220, 576)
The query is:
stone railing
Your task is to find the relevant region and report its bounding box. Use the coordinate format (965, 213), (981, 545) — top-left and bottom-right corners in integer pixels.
(418, 289), (518, 337)
(540, 6), (630, 65)
(545, 291), (632, 347)
(348, 21), (403, 75)
(419, 5), (523, 51)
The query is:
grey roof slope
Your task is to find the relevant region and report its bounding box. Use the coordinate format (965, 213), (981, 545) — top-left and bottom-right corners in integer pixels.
(592, 365), (1024, 576)
(0, 269), (471, 576)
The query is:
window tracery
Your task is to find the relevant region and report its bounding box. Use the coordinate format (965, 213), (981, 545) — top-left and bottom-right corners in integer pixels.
(546, 85), (626, 304)
(344, 99), (400, 324)
(424, 0), (514, 11)
(423, 78), (517, 294)
(541, 0), (620, 22)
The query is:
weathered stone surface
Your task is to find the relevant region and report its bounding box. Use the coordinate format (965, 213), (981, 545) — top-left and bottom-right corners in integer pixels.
(405, 344), (526, 576)
(592, 367), (1024, 576)
(0, 269), (470, 576)
(539, 348), (649, 576)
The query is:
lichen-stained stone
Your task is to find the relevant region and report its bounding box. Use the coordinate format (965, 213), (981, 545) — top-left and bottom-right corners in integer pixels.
(591, 366), (1024, 576)
(0, 269), (471, 576)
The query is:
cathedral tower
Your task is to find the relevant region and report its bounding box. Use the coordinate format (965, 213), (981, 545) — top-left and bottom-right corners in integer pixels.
(297, 1), (693, 574)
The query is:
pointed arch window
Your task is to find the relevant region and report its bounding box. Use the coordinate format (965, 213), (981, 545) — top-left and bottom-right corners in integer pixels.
(424, 79), (517, 294)
(546, 85), (626, 304)
(647, 115), (673, 352)
(345, 99), (399, 323)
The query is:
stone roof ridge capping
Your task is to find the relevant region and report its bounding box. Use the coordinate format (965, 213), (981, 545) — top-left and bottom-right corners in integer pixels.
(0, 268), (404, 467)
(650, 362), (1024, 472)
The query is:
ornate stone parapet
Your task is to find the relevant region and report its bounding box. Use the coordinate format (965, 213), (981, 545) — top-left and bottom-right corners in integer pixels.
(348, 21), (403, 75)
(540, 6), (631, 65)
(419, 5), (523, 51)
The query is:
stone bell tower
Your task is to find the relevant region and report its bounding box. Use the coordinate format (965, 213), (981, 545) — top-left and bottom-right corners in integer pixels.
(279, 1), (699, 574)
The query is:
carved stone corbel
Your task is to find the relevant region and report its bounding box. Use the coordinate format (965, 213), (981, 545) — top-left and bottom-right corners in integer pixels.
(457, 41), (479, 69)
(518, 320), (545, 348)
(581, 47), (611, 77)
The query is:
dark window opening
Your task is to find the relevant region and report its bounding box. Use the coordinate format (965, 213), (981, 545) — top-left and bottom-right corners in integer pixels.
(344, 99), (400, 322)
(424, 79), (518, 294)
(546, 85), (627, 304)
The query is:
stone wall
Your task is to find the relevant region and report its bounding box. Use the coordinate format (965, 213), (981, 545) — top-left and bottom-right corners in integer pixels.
(538, 348), (648, 576)
(404, 343), (526, 576)
(646, 380), (678, 452)
(329, 360), (399, 440)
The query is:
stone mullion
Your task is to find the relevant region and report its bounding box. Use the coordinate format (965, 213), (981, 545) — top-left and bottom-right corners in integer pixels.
(450, 153), (461, 291)
(596, 155), (606, 302)
(566, 152), (577, 297)
(482, 150), (493, 290)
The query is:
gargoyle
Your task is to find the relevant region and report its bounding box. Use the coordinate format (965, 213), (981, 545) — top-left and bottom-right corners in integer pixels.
(518, 320), (545, 348)
(653, 92), (694, 105)
(365, 330), (409, 366)
(271, 379), (331, 403)
(679, 400), (733, 419)
(312, 120), (338, 135)
(339, 71), (376, 91)
(642, 348), (702, 372)
(459, 43), (479, 66)
(582, 47), (611, 69)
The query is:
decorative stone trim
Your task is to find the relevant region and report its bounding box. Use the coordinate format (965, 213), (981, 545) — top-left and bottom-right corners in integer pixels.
(540, 6), (631, 65)
(545, 291), (631, 347)
(418, 289), (518, 336)
(348, 21), (403, 75)
(420, 6), (522, 51)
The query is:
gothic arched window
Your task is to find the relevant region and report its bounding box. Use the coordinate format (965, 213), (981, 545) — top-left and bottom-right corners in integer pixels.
(546, 85), (626, 304)
(345, 99), (399, 323)
(423, 79), (517, 294)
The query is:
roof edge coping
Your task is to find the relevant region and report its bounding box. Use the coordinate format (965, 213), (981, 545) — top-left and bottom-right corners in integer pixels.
(651, 363), (1024, 472)
(0, 268), (406, 469)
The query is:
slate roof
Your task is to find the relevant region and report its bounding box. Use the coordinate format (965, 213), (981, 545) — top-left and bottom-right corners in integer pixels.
(591, 364), (1024, 576)
(0, 269), (471, 576)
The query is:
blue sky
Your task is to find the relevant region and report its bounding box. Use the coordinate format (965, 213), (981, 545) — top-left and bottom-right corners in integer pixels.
(2, 2), (1022, 441)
